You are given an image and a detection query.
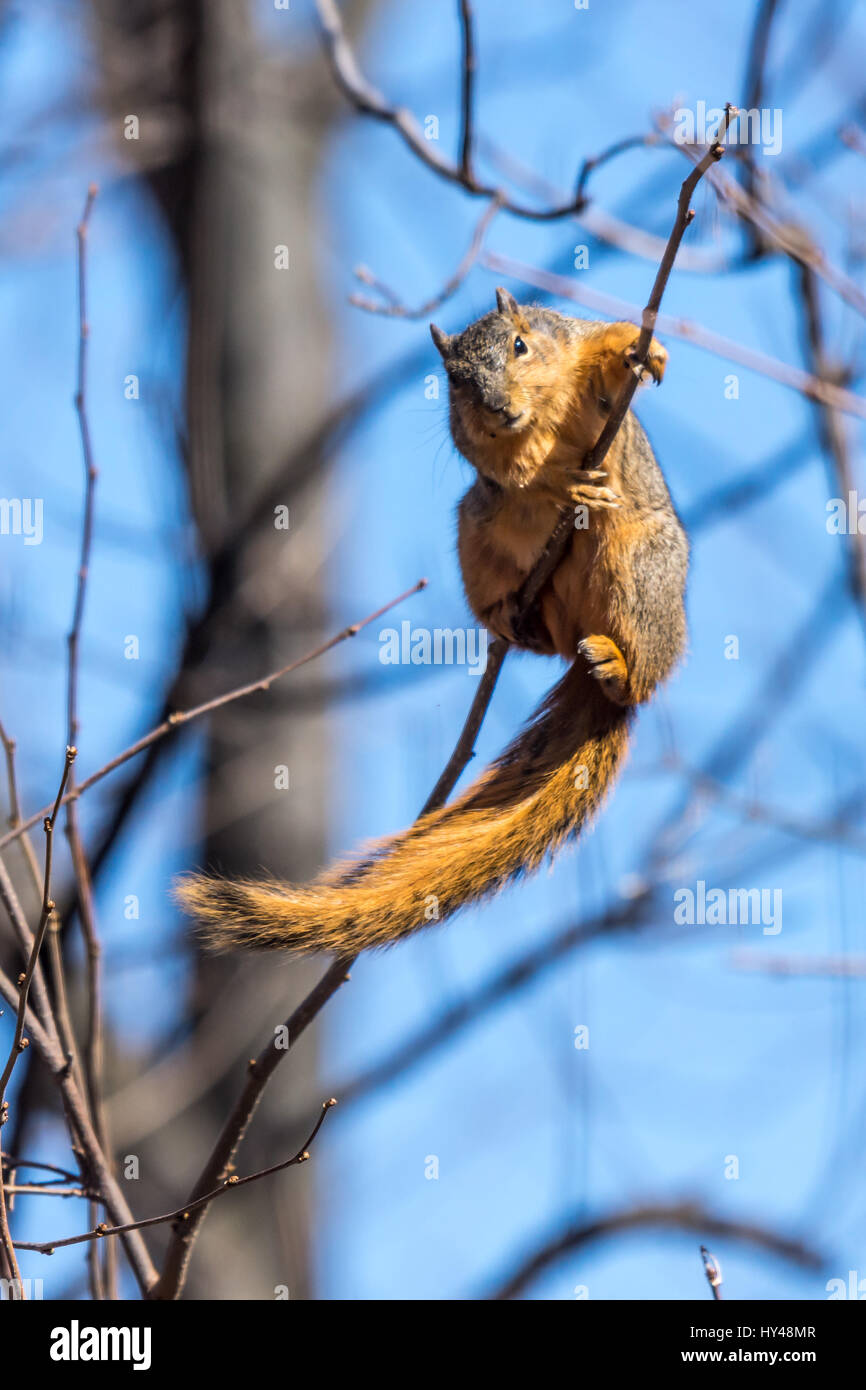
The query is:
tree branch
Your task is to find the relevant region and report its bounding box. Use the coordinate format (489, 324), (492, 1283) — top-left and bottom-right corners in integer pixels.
(488, 1201), (821, 1300)
(0, 579), (428, 857)
(14, 1100), (335, 1256)
(0, 745), (75, 1292)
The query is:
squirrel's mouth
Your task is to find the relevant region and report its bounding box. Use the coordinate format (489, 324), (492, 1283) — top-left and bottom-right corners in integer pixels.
(501, 410), (526, 430)
(484, 409), (526, 434)
(463, 403), (529, 439)
(482, 411), (528, 440)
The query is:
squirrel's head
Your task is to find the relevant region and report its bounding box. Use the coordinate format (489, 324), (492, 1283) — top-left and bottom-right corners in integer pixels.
(431, 289), (574, 466)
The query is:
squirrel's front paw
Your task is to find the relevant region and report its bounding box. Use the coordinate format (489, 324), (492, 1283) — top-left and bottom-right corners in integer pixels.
(482, 594), (551, 653)
(626, 336), (667, 385)
(589, 322), (667, 405)
(569, 477), (622, 511)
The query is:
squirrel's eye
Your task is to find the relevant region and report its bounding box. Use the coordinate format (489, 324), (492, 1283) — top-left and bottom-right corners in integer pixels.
(513, 336), (528, 357)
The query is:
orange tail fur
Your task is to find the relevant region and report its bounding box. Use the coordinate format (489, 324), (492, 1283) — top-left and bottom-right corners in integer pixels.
(174, 662), (632, 954)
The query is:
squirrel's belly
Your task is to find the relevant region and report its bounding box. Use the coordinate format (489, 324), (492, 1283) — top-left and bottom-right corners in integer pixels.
(496, 496), (562, 574)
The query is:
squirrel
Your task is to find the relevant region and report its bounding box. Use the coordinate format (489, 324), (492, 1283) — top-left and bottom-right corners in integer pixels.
(175, 289), (688, 954)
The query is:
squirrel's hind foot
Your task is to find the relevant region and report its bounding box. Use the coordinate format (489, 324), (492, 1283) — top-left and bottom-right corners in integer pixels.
(579, 634), (631, 705)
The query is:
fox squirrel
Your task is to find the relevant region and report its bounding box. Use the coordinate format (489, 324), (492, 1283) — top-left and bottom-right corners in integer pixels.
(176, 289), (688, 953)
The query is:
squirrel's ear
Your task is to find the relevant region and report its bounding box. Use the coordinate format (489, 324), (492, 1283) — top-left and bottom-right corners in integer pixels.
(430, 323), (452, 358)
(495, 287), (520, 318)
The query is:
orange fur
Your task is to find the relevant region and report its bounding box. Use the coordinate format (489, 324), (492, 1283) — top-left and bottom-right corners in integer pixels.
(175, 665), (630, 953)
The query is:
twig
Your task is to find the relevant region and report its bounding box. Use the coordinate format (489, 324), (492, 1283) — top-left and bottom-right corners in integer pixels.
(67, 181), (112, 1300)
(480, 251), (866, 421)
(0, 718), (80, 1068)
(68, 184), (99, 763)
(14, 1100), (335, 1256)
(351, 195), (501, 319)
(0, 960), (157, 1293)
(0, 1140), (18, 1286)
(2, 1155), (83, 1183)
(797, 263), (866, 619)
(513, 105), (739, 618)
(0, 746), (75, 1292)
(739, 0), (780, 238)
(0, 969), (54, 1059)
(0, 579), (428, 857)
(315, 0), (646, 222)
(700, 1244), (723, 1300)
(488, 1202), (819, 1299)
(457, 1), (476, 181)
(420, 638), (509, 813)
(0, 729), (59, 1035)
(0, 722), (43, 897)
(6, 1184), (95, 1199)
(0, 833), (62, 1036)
(68, 804), (109, 1299)
(667, 125), (866, 322)
(477, 132), (725, 273)
(574, 133), (661, 209)
(0, 748), (75, 1108)
(646, 753), (866, 855)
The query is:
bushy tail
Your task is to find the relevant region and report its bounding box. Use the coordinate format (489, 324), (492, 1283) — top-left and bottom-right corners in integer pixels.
(175, 662), (632, 955)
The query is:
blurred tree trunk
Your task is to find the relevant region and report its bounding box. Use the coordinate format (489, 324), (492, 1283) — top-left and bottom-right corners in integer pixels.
(87, 0), (371, 1297)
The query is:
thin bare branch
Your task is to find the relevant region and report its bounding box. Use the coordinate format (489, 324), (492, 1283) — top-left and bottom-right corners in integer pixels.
(0, 745), (75, 1292)
(514, 105), (739, 620)
(0, 578), (428, 857)
(15, 1099), (336, 1256)
(315, 0), (650, 222)
(481, 251), (866, 421)
(0, 748), (76, 1109)
(489, 1202), (820, 1299)
(457, 1), (476, 181)
(574, 132), (661, 208)
(67, 181), (113, 1300)
(700, 1244), (724, 1300)
(667, 123), (866, 321)
(0, 718), (80, 1070)
(351, 195), (502, 319)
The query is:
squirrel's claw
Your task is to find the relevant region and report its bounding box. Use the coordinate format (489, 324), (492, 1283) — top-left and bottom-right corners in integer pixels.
(570, 483), (623, 510)
(625, 340), (667, 386)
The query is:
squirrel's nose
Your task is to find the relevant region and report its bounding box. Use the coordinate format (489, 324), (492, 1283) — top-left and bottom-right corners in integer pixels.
(482, 389), (509, 414)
